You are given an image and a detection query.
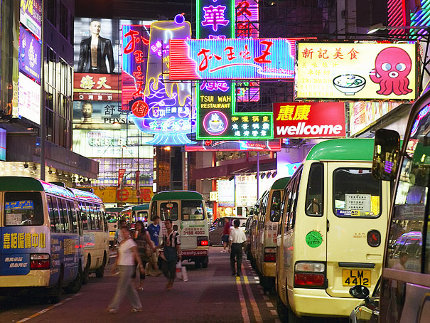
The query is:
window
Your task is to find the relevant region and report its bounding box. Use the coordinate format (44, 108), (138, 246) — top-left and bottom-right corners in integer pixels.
(270, 190), (282, 222)
(333, 168), (381, 218)
(47, 195), (59, 232)
(81, 203), (89, 231)
(181, 200), (205, 221)
(151, 201), (157, 220)
(284, 170), (302, 231)
(67, 200), (77, 233)
(58, 199), (70, 232)
(160, 202), (178, 221)
(5, 192), (44, 226)
(306, 163), (323, 216)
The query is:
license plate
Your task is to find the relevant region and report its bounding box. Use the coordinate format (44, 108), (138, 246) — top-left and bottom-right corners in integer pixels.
(109, 232), (115, 237)
(342, 269), (371, 286)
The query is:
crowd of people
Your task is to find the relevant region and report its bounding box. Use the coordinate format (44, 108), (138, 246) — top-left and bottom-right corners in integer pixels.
(107, 216), (181, 314)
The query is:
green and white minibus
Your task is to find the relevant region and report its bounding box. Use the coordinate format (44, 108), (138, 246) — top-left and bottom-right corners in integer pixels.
(275, 139), (391, 320)
(149, 191), (209, 268)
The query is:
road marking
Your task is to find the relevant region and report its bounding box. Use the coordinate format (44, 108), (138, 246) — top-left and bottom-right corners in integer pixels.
(243, 274), (262, 322)
(271, 310), (278, 316)
(235, 277), (250, 323)
(266, 302), (274, 308)
(17, 293), (81, 322)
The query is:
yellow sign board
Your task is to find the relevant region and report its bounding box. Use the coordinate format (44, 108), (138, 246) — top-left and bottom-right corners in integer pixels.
(93, 186), (153, 204)
(296, 42), (417, 100)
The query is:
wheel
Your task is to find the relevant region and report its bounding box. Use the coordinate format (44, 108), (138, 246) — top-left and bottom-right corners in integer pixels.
(276, 293), (288, 323)
(65, 267), (82, 294)
(82, 256), (90, 284)
(194, 259), (202, 269)
(48, 268), (63, 304)
(95, 253), (107, 278)
(201, 256), (209, 268)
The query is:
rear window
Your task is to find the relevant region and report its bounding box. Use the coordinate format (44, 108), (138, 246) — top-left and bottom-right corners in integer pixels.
(333, 168), (381, 218)
(5, 192), (44, 226)
(182, 200), (204, 221)
(269, 190), (282, 222)
(160, 202), (178, 221)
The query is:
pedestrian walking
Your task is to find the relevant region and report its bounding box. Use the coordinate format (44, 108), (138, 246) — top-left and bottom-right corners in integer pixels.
(134, 220), (155, 290)
(160, 219), (181, 290)
(229, 219), (246, 277)
(221, 219), (231, 252)
(147, 216), (162, 276)
(107, 226), (144, 313)
(114, 219), (126, 246)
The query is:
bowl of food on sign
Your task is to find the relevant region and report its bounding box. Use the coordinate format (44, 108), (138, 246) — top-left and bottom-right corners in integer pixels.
(333, 74), (366, 95)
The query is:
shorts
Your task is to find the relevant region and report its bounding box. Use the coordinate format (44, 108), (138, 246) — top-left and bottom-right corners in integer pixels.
(222, 234), (229, 243)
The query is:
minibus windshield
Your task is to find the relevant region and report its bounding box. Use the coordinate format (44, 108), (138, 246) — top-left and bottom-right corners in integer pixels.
(160, 202), (178, 221)
(4, 192), (44, 226)
(182, 200), (204, 221)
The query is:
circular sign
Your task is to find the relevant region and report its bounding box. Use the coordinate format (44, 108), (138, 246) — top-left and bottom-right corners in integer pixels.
(116, 189), (129, 202)
(131, 100), (149, 118)
(203, 111), (228, 136)
(305, 231), (323, 248)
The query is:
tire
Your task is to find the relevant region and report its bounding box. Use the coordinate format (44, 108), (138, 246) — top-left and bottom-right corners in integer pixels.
(65, 267), (82, 294)
(48, 268), (63, 304)
(276, 293), (288, 323)
(194, 259), (202, 269)
(201, 256), (209, 268)
(82, 256), (90, 284)
(95, 253), (107, 278)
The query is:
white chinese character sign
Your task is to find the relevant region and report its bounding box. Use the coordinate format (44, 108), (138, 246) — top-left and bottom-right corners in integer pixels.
(296, 42), (417, 100)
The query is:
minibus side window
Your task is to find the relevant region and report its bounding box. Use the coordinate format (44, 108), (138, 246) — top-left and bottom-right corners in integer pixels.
(81, 203), (89, 231)
(4, 192), (44, 226)
(47, 195), (59, 232)
(151, 202), (157, 220)
(306, 163), (323, 216)
(67, 200), (77, 233)
(270, 190), (282, 222)
(284, 183), (294, 232)
(333, 168), (381, 218)
(160, 202), (178, 221)
(290, 170), (302, 229)
(59, 198), (70, 233)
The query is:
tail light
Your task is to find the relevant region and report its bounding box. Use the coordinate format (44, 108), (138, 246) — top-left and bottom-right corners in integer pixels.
(294, 262), (326, 288)
(264, 247), (276, 262)
(30, 254), (50, 270)
(367, 230), (381, 247)
(197, 236), (209, 246)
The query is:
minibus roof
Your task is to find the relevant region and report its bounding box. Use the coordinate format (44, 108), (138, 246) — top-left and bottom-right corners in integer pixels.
(306, 139), (374, 161)
(271, 177), (291, 190)
(152, 191), (204, 201)
(121, 204), (149, 212)
(68, 187), (103, 204)
(0, 176), (75, 199)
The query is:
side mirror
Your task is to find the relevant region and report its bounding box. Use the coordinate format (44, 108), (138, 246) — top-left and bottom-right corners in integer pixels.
(372, 129), (400, 181)
(349, 285), (370, 299)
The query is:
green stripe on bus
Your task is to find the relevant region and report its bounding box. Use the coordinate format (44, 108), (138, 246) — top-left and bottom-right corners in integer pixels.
(152, 191), (204, 201)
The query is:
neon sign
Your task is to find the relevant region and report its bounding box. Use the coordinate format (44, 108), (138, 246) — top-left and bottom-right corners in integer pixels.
(169, 38), (295, 80)
(130, 21), (195, 145)
(121, 25), (150, 111)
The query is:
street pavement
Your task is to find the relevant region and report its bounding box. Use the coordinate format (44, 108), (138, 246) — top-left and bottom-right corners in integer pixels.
(0, 247), (281, 323)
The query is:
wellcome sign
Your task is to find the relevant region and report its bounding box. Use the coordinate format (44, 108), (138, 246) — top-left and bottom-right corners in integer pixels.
(273, 102), (346, 138)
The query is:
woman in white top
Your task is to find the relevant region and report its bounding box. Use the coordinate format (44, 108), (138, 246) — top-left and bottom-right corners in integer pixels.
(108, 227), (144, 313)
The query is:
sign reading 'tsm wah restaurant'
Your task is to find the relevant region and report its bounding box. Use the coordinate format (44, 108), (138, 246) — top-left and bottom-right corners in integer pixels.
(273, 102), (345, 138)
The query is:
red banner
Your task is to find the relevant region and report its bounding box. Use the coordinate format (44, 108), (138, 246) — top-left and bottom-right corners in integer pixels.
(73, 73), (121, 101)
(274, 102), (345, 138)
(117, 168), (126, 187)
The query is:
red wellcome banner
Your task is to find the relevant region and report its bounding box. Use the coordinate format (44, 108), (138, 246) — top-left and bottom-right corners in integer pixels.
(273, 102), (346, 138)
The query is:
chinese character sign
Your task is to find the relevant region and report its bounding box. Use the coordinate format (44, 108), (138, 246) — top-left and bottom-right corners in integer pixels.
(19, 25), (41, 84)
(73, 73), (121, 102)
(20, 0), (42, 38)
(169, 38), (295, 80)
(130, 20), (194, 146)
(296, 42), (417, 100)
(121, 25), (150, 111)
(274, 102), (346, 138)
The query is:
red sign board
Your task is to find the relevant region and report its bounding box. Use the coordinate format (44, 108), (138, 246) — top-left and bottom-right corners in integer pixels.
(273, 102), (345, 138)
(73, 73), (121, 101)
(118, 168), (126, 187)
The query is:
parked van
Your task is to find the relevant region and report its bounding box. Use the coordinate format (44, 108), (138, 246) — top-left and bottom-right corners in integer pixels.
(209, 216), (247, 246)
(149, 191), (209, 268)
(276, 139), (390, 320)
(254, 177), (290, 290)
(250, 191), (268, 266)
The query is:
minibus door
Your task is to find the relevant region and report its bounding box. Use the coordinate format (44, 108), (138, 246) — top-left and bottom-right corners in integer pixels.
(326, 163), (381, 298)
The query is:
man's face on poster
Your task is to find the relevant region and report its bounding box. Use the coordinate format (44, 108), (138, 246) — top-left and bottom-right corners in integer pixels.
(82, 103), (93, 118)
(90, 21), (101, 36)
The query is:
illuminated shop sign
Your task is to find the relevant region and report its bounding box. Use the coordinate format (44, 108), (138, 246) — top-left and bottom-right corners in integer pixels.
(121, 25), (150, 111)
(349, 101), (402, 136)
(217, 179), (235, 207)
(296, 42), (417, 100)
(273, 102), (346, 138)
(73, 73), (121, 101)
(18, 72), (40, 125)
(73, 101), (129, 126)
(169, 38), (295, 80)
(185, 139), (281, 151)
(19, 26), (41, 84)
(130, 20), (194, 145)
(20, 0), (42, 39)
(196, 0), (273, 140)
